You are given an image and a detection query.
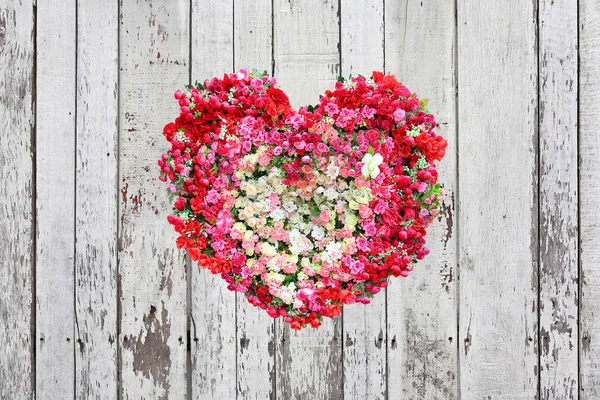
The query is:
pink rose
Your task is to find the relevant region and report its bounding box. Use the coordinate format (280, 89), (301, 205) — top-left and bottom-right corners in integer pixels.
(216, 208), (235, 234)
(393, 108), (406, 124)
(205, 189), (220, 204)
(258, 152), (271, 166)
(319, 210), (331, 225)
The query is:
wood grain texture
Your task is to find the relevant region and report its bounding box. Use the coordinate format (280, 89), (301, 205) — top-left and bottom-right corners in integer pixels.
(0, 1), (35, 398)
(2, 2), (598, 397)
(385, 1), (458, 398)
(457, 0), (538, 398)
(35, 0), (76, 398)
(234, 1), (277, 399)
(189, 1), (237, 399)
(75, 0), (119, 398)
(340, 0), (384, 76)
(273, 1), (343, 398)
(538, 0), (578, 398)
(118, 1), (189, 398)
(273, 0), (340, 107)
(580, 0), (600, 398)
(234, 0), (272, 74)
(340, 1), (387, 399)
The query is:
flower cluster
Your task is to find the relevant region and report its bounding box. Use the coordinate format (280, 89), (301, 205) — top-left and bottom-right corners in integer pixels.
(158, 70), (447, 330)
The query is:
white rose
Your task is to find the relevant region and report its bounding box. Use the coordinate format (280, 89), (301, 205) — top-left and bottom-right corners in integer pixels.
(361, 153), (384, 179)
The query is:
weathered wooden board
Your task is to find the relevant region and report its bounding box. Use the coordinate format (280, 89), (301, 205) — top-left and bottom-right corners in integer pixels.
(273, 0), (343, 398)
(0, 1), (35, 398)
(339, 1), (387, 399)
(538, 0), (578, 398)
(385, 1), (458, 398)
(189, 1), (237, 399)
(457, 0), (538, 397)
(75, 0), (119, 398)
(118, 1), (189, 398)
(580, 0), (600, 398)
(35, 0), (76, 398)
(3, 1), (600, 397)
(234, 1), (277, 399)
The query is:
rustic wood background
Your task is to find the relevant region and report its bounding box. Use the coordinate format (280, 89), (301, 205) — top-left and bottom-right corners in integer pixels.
(0, 0), (595, 399)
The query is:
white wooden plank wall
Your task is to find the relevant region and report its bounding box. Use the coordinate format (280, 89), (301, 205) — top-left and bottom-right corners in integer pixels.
(385, 0), (458, 398)
(457, 0), (539, 398)
(233, 1), (277, 399)
(273, 1), (344, 399)
(3, 1), (600, 399)
(189, 1), (237, 399)
(340, 1), (387, 399)
(0, 1), (35, 398)
(580, 0), (600, 398)
(35, 0), (76, 398)
(538, 0), (578, 399)
(118, 1), (189, 398)
(75, 0), (119, 398)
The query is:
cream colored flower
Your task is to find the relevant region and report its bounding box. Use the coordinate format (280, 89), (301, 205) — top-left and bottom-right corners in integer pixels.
(361, 153), (383, 179)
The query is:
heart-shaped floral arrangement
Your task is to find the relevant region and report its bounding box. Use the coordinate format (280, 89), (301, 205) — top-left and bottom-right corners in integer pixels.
(158, 70), (447, 330)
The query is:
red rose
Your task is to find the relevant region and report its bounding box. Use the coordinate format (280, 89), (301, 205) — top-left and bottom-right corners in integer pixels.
(265, 87), (291, 118)
(397, 175), (412, 188)
(163, 122), (177, 141)
(372, 71), (384, 83)
(415, 133), (447, 161)
(404, 208), (416, 220)
(174, 196), (187, 211)
(266, 102), (279, 118)
(266, 87), (290, 106)
(290, 320), (302, 330)
(188, 248), (202, 261)
(400, 145), (412, 158)
(382, 74), (401, 90)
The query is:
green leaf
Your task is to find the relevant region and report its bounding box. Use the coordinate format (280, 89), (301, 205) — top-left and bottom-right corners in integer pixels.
(337, 76), (345, 82)
(368, 145), (375, 155)
(311, 206), (321, 217)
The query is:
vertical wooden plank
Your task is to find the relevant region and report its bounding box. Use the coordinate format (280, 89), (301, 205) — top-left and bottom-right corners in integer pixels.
(457, 0), (538, 398)
(580, 0), (600, 398)
(233, 1), (276, 399)
(189, 1), (237, 399)
(273, 1), (343, 399)
(35, 0), (76, 398)
(538, 0), (579, 398)
(234, 0), (272, 74)
(119, 1), (189, 398)
(384, 1), (458, 398)
(0, 1), (35, 398)
(273, 0), (340, 107)
(75, 0), (119, 397)
(339, 2), (387, 399)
